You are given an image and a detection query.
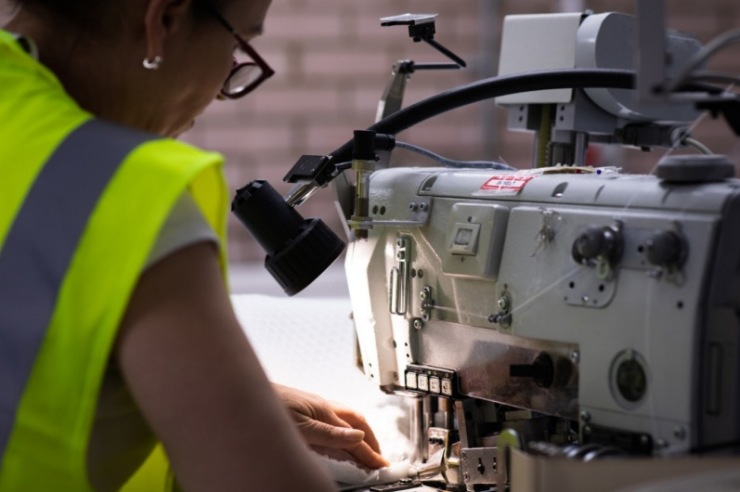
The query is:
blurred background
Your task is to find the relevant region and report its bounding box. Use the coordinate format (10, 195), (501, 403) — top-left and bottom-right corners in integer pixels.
(186, 0), (740, 272)
(3, 0), (740, 294)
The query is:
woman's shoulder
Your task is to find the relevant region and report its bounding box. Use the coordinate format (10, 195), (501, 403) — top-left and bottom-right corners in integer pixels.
(132, 136), (225, 172)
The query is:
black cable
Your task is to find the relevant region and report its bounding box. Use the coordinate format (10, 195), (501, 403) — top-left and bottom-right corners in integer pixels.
(395, 140), (516, 169)
(686, 71), (740, 89)
(666, 28), (740, 93)
(327, 68), (636, 166)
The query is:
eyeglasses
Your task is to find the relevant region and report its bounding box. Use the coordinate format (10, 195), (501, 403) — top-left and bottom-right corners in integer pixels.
(200, 0), (275, 99)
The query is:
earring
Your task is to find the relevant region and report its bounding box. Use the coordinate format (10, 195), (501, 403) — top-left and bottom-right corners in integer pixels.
(142, 55), (163, 70)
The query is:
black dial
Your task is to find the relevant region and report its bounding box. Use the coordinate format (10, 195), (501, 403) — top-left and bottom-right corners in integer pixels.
(645, 230), (686, 267)
(572, 225), (623, 265)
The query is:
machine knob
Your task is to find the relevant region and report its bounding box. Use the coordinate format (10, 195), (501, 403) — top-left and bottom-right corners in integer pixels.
(656, 154), (735, 183)
(572, 225), (623, 265)
(645, 230), (686, 267)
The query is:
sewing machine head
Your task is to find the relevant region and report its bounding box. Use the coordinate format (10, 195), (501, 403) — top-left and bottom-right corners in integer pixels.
(340, 8), (740, 491)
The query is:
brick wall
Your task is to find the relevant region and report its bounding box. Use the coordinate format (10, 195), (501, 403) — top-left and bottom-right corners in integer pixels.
(190, 0), (501, 262)
(3, 1), (739, 264)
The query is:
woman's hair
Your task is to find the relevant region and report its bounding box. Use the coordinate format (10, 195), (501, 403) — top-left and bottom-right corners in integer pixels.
(11, 1), (100, 23)
(9, 0), (123, 34)
(10, 0), (225, 34)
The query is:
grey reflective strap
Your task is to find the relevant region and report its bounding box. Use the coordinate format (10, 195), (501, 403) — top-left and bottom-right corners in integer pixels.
(0, 119), (155, 456)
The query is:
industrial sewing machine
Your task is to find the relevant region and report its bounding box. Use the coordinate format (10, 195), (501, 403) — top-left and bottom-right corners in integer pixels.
(233, 3), (740, 491)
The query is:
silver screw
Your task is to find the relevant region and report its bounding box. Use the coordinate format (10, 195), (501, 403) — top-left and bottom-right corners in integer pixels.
(413, 319), (424, 330)
(673, 427), (686, 440)
(570, 350), (580, 364)
(580, 411), (591, 423)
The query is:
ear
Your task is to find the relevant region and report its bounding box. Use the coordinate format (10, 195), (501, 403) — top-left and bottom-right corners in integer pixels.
(143, 0), (193, 63)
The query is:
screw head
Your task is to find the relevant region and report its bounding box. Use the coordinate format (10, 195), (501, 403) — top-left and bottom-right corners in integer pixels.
(580, 410), (591, 423)
(673, 427), (686, 440)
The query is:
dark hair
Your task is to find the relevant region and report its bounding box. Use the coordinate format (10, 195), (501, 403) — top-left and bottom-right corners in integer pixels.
(10, 1), (92, 19)
(9, 0), (225, 34)
(9, 0), (122, 35)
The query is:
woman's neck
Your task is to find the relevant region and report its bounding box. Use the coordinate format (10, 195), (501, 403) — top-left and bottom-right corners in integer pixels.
(5, 12), (170, 135)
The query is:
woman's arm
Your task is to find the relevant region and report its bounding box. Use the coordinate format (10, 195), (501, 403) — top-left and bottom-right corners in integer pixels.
(114, 242), (337, 491)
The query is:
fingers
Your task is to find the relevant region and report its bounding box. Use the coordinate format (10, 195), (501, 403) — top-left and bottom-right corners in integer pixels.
(302, 396), (383, 453)
(333, 407), (382, 454)
(299, 417), (366, 448)
(300, 415), (390, 469)
(312, 442), (390, 471)
(274, 384), (391, 469)
(347, 441), (391, 470)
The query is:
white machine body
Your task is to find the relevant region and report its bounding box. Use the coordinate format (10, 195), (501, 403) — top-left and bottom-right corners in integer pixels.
(347, 165), (740, 457)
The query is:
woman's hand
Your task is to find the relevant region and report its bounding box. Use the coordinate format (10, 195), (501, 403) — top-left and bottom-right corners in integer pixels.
(273, 383), (391, 470)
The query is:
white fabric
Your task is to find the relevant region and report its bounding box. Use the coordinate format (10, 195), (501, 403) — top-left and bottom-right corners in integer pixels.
(230, 294), (414, 487)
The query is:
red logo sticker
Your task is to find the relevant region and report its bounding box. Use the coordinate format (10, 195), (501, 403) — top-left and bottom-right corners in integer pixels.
(481, 175), (534, 193)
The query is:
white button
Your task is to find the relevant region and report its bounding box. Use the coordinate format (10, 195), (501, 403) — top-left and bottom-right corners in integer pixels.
(406, 372), (418, 389)
(441, 378), (453, 396)
(429, 376), (440, 393)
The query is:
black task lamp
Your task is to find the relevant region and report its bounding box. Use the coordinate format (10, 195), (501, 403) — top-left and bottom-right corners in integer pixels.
(231, 179), (345, 296)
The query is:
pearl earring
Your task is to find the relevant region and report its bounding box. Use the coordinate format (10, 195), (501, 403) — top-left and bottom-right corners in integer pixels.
(142, 55), (163, 70)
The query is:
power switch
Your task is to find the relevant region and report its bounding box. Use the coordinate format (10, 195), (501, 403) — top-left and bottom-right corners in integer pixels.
(448, 222), (481, 255)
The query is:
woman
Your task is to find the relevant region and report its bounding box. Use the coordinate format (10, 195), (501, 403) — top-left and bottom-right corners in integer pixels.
(0, 0), (388, 490)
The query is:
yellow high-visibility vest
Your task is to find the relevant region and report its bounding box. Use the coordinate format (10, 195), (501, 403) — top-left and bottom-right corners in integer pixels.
(0, 29), (228, 490)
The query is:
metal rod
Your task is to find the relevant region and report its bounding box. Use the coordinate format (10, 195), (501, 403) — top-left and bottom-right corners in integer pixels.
(574, 132), (589, 167)
(635, 0), (667, 102)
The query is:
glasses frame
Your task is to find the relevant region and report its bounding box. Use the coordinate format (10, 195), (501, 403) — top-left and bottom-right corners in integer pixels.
(200, 0), (275, 99)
